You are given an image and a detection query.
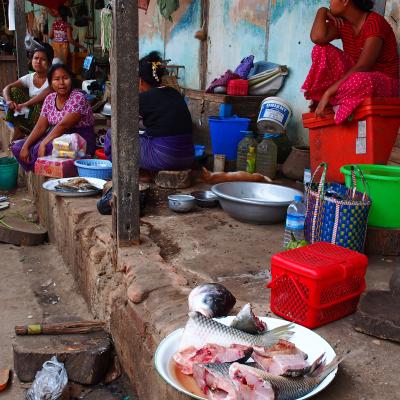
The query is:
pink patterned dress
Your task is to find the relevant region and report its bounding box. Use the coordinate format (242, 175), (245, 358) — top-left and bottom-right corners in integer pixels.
(12, 90), (95, 171)
(302, 12), (399, 124)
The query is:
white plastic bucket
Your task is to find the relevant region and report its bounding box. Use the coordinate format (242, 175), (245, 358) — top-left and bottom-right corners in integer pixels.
(257, 97), (292, 133)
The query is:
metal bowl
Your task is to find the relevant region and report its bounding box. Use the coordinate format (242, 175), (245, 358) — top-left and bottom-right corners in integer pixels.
(101, 102), (112, 117)
(211, 182), (302, 224)
(168, 194), (195, 213)
(190, 191), (219, 208)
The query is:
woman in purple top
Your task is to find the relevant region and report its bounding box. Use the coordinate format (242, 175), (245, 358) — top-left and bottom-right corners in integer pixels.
(11, 64), (95, 171)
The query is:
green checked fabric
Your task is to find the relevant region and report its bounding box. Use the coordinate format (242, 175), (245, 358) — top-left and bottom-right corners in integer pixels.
(5, 87), (43, 133)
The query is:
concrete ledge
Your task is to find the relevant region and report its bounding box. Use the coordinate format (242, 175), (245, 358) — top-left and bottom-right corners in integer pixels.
(25, 171), (400, 400)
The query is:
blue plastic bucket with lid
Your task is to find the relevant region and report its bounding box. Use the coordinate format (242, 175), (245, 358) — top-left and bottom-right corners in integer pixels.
(208, 116), (251, 160)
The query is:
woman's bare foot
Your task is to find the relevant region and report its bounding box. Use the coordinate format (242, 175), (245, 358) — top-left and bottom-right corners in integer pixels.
(308, 100), (318, 112)
(9, 126), (25, 143)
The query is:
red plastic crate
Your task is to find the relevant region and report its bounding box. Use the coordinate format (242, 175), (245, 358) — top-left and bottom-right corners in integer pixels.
(268, 242), (368, 328)
(302, 97), (400, 183)
(227, 79), (249, 96)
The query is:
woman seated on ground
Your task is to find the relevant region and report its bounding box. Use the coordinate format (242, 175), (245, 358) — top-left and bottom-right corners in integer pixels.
(302, 0), (399, 124)
(104, 51), (194, 172)
(3, 46), (53, 144)
(11, 64), (96, 171)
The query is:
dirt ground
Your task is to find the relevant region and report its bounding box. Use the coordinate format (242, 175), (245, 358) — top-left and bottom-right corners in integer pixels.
(141, 203), (400, 400)
(0, 243), (133, 399)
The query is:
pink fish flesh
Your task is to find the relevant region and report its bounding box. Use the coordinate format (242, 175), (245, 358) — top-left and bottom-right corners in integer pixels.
(174, 344), (253, 375)
(253, 352), (310, 377)
(193, 363), (237, 399)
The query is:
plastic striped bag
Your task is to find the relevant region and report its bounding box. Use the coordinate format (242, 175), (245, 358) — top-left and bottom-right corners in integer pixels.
(305, 163), (371, 253)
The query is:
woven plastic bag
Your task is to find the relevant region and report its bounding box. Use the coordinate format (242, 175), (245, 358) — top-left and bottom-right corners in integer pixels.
(305, 163), (371, 253)
(26, 357), (68, 400)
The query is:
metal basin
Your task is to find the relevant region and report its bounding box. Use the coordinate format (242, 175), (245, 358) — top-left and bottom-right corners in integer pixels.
(190, 191), (219, 208)
(211, 182), (302, 224)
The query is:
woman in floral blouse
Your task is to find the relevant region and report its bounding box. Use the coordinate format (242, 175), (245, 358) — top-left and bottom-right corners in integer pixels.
(12, 64), (95, 171)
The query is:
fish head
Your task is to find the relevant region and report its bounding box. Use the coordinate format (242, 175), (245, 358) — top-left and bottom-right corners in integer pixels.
(188, 283), (236, 318)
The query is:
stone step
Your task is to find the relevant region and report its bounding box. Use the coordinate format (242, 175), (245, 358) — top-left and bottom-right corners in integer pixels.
(13, 329), (112, 384)
(354, 290), (400, 343)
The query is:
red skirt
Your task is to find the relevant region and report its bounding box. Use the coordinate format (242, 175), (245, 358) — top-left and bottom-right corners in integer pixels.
(302, 44), (399, 124)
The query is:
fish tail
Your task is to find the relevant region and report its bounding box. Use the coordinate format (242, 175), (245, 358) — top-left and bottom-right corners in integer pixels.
(307, 353), (325, 375)
(260, 323), (295, 346)
(309, 354), (346, 381)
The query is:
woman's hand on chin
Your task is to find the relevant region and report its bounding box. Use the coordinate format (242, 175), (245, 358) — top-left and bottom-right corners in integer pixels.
(20, 144), (30, 163)
(326, 9), (344, 28)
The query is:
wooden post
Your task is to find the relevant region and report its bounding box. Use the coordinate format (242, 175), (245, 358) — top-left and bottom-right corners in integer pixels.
(199, 0), (209, 90)
(15, 0), (28, 77)
(110, 0), (140, 247)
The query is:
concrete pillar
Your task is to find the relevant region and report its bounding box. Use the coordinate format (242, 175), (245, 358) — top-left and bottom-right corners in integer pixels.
(15, 0), (28, 77)
(110, 0), (140, 246)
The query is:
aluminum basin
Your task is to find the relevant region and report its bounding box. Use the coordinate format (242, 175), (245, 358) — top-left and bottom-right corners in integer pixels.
(211, 182), (302, 224)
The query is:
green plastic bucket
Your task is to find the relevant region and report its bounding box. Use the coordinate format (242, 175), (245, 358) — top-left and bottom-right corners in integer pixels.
(340, 164), (400, 228)
(0, 157), (19, 191)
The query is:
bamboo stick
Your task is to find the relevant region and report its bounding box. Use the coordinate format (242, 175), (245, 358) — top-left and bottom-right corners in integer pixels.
(15, 321), (106, 336)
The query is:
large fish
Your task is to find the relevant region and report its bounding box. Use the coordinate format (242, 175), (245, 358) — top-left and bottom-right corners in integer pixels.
(179, 312), (294, 352)
(229, 356), (343, 400)
(230, 303), (267, 335)
(188, 284), (236, 318)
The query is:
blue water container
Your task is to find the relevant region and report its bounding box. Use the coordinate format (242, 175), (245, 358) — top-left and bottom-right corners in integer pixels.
(208, 116), (251, 160)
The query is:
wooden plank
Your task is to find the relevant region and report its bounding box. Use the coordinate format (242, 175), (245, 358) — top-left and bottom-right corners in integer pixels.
(14, 0), (28, 78)
(184, 89), (265, 104)
(365, 226), (400, 256)
(199, 0), (209, 91)
(110, 0), (140, 247)
(0, 56), (17, 92)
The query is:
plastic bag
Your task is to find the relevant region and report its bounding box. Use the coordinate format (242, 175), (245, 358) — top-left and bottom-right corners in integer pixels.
(52, 133), (87, 159)
(26, 356), (68, 400)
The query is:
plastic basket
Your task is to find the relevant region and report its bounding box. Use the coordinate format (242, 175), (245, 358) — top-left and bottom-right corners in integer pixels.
(268, 242), (368, 328)
(74, 159), (112, 179)
(208, 116), (251, 160)
(0, 157), (19, 190)
(227, 79), (249, 96)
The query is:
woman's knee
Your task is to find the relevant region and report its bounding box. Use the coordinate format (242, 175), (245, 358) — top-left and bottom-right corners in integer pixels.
(311, 43), (340, 60)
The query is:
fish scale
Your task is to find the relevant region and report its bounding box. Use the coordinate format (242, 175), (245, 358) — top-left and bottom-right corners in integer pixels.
(179, 312), (293, 351)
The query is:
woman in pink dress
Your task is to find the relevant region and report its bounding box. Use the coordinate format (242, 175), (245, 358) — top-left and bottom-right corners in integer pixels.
(11, 64), (95, 171)
(302, 0), (399, 124)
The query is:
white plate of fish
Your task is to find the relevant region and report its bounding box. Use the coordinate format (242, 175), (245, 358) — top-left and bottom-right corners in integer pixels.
(154, 284), (339, 400)
(42, 177), (106, 197)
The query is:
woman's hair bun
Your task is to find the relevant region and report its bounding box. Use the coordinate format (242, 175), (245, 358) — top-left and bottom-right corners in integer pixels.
(353, 0), (374, 11)
(139, 51), (166, 87)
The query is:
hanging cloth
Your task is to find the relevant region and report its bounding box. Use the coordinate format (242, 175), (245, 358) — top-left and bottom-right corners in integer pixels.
(138, 0), (151, 12)
(27, 0), (66, 8)
(100, 7), (112, 53)
(7, 0), (15, 31)
(157, 0), (179, 21)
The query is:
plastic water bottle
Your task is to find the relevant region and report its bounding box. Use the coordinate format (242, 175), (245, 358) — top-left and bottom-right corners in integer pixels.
(283, 195), (306, 248)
